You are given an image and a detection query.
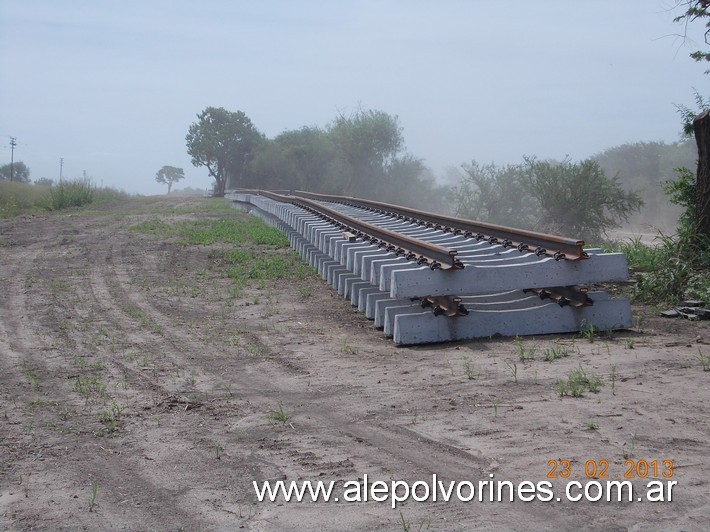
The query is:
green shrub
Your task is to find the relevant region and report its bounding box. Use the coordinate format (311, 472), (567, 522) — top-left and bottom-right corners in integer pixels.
(48, 179), (95, 210)
(0, 181), (50, 217)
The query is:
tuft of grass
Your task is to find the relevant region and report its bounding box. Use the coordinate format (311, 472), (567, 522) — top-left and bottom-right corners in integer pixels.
(698, 349), (710, 371)
(179, 217), (289, 246)
(214, 441), (224, 460)
(513, 335), (537, 361)
(98, 401), (124, 436)
(463, 356), (478, 380)
(0, 181), (51, 217)
(543, 344), (570, 361)
(20, 361), (41, 390)
(613, 231), (710, 305)
(609, 364), (618, 395)
(505, 360), (518, 384)
(48, 179), (95, 210)
(246, 343), (264, 357)
(298, 286), (313, 298)
(340, 339), (359, 355)
(130, 218), (174, 237)
(73, 375), (107, 404)
(0, 180), (128, 218)
(556, 364), (603, 398)
(89, 482), (99, 512)
(579, 320), (596, 342)
(266, 403), (291, 426)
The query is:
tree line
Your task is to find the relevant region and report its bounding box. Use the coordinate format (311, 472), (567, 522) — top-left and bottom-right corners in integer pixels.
(185, 106), (450, 213)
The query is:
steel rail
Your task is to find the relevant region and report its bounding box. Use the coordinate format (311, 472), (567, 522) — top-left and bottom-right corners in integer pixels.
(255, 190), (462, 269)
(289, 190), (587, 260)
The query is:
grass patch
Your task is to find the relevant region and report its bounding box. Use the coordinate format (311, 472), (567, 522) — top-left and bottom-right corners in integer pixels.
(555, 364), (603, 398)
(222, 250), (313, 285)
(0, 179), (130, 218)
(48, 179), (95, 210)
(179, 217), (289, 246)
(130, 218), (175, 237)
(609, 233), (710, 305)
(98, 401), (124, 436)
(0, 181), (50, 217)
(266, 403), (291, 426)
(543, 344), (571, 361)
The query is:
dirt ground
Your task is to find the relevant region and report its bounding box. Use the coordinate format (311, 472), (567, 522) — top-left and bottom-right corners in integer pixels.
(0, 196), (708, 531)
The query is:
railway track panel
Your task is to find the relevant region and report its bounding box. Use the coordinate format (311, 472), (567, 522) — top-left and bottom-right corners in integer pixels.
(227, 191), (633, 345)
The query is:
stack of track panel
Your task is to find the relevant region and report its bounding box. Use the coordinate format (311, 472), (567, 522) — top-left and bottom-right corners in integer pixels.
(227, 191), (633, 345)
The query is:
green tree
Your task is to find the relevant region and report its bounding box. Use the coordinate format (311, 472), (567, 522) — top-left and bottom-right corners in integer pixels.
(327, 108), (404, 197)
(185, 107), (264, 196)
(155, 165), (185, 194)
(522, 158), (643, 242)
(672, 92), (710, 236)
(673, 0), (710, 69)
(34, 177), (54, 187)
(454, 161), (536, 228)
(248, 127), (337, 192)
(672, 3), (710, 236)
(453, 157), (643, 242)
(0, 161), (30, 183)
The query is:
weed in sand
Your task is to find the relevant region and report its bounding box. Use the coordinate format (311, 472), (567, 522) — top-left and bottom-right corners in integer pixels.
(223, 383), (233, 400)
(624, 432), (638, 458)
(298, 286), (313, 298)
(580, 320), (596, 342)
(73, 375), (107, 403)
(98, 401), (124, 436)
(463, 356), (478, 380)
(505, 360), (518, 384)
(399, 511), (410, 532)
(513, 335), (537, 361)
(266, 403), (291, 426)
(634, 315), (645, 333)
(341, 339), (359, 355)
(214, 441), (224, 460)
(20, 362), (41, 390)
(24, 273), (35, 289)
(556, 364), (603, 398)
(89, 482), (99, 512)
(543, 344), (570, 361)
(246, 343), (264, 357)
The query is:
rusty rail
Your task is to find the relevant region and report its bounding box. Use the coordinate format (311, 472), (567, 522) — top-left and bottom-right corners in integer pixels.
(256, 190), (463, 269)
(289, 190), (586, 260)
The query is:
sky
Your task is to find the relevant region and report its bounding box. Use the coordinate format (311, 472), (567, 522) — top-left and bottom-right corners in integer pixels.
(0, 0), (707, 195)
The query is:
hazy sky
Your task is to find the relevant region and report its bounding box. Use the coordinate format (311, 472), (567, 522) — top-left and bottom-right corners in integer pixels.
(0, 1), (707, 195)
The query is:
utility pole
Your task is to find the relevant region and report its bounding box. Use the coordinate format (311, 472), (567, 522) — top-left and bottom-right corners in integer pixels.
(59, 157), (64, 182)
(9, 137), (16, 182)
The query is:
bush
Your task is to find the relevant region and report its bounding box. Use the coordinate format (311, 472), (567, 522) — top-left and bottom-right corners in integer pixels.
(454, 157), (643, 242)
(48, 179), (95, 210)
(0, 180), (50, 218)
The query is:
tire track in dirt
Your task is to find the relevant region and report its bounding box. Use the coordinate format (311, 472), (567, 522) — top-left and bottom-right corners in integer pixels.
(81, 228), (502, 522)
(7, 199), (706, 530)
(1, 225), (219, 530)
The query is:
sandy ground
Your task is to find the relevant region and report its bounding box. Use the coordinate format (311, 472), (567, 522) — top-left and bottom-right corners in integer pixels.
(0, 196), (708, 531)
